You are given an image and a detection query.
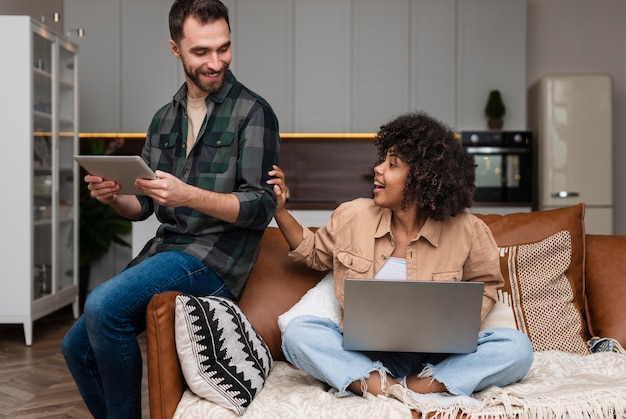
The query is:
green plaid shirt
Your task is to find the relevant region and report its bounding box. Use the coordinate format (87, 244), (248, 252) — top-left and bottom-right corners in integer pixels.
(130, 71), (280, 298)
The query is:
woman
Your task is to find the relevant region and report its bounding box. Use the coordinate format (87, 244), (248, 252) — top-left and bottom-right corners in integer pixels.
(267, 111), (533, 403)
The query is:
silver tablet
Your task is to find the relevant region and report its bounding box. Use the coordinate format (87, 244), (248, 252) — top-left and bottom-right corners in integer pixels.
(74, 155), (157, 195)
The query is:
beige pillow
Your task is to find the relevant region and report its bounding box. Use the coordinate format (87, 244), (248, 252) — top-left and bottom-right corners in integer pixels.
(480, 290), (516, 331)
(475, 204), (588, 354)
(499, 231), (589, 354)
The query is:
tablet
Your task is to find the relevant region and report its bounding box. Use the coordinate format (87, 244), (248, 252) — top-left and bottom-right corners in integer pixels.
(74, 155), (158, 195)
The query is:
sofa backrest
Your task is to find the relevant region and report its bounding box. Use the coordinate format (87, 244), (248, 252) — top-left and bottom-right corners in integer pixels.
(237, 227), (326, 360)
(584, 234), (626, 347)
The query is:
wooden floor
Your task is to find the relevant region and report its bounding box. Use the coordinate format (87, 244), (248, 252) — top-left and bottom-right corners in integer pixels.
(0, 306), (150, 418)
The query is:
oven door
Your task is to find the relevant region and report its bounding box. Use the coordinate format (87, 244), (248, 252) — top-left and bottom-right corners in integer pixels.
(468, 147), (532, 203)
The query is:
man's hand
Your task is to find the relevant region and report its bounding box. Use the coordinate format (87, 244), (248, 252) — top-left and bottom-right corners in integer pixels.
(85, 174), (121, 205)
(134, 170), (192, 208)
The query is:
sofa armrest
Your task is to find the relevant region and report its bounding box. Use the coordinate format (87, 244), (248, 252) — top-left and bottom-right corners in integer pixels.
(146, 291), (184, 419)
(585, 234), (626, 348)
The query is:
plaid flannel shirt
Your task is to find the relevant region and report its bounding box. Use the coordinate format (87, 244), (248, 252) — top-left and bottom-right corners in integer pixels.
(130, 71), (280, 298)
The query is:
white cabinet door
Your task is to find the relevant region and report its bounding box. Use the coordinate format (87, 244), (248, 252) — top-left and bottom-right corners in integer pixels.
(411, 0), (457, 128)
(121, 0), (182, 132)
(232, 0), (295, 132)
(351, 0), (411, 132)
(456, 0), (527, 131)
(294, 0), (352, 132)
(64, 0), (180, 133)
(63, 0), (122, 132)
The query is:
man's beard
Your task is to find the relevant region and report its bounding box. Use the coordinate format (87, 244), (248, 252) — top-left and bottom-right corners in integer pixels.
(184, 63), (229, 95)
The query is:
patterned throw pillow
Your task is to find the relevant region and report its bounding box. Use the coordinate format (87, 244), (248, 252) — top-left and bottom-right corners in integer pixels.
(498, 230), (589, 354)
(475, 204), (588, 355)
(174, 294), (273, 416)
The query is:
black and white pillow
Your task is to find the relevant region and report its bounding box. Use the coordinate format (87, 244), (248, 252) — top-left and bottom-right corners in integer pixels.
(174, 294), (273, 415)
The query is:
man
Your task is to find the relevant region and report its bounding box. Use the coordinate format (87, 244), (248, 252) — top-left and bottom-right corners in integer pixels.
(62, 1), (280, 417)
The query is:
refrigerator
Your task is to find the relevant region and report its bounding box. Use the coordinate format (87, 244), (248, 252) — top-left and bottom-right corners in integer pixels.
(529, 73), (613, 234)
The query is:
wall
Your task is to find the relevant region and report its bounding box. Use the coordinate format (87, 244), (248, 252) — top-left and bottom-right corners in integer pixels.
(526, 0), (626, 234)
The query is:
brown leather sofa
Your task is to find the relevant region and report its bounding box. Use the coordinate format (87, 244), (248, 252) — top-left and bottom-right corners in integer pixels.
(145, 204), (626, 419)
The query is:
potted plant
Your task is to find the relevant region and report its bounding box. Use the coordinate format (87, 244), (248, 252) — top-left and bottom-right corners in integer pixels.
(78, 138), (132, 312)
(484, 89), (506, 130)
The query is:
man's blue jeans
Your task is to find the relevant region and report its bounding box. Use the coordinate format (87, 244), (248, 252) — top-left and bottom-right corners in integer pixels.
(62, 251), (233, 419)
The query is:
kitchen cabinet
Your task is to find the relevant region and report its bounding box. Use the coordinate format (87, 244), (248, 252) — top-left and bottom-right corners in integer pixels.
(66, 0), (526, 133)
(63, 0), (177, 133)
(0, 16), (79, 345)
(237, 0), (525, 131)
(456, 0), (527, 130)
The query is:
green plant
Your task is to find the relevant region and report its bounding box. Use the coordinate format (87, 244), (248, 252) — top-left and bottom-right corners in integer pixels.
(79, 139), (131, 267)
(484, 89), (506, 119)
(79, 183), (132, 267)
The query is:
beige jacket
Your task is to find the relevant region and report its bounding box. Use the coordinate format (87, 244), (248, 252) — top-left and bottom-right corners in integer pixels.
(289, 198), (503, 322)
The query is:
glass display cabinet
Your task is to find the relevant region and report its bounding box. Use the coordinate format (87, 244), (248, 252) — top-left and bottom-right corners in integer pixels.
(0, 16), (79, 345)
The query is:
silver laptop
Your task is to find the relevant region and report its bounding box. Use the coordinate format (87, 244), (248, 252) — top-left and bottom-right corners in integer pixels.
(342, 279), (484, 353)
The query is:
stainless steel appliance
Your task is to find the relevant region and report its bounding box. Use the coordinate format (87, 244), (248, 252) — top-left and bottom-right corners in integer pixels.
(461, 130), (533, 204)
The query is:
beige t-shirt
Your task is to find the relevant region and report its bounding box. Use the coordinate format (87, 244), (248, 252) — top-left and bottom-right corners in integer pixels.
(186, 95), (208, 156)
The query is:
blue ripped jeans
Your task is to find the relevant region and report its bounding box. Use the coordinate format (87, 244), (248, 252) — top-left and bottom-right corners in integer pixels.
(281, 315), (534, 396)
(62, 251), (233, 419)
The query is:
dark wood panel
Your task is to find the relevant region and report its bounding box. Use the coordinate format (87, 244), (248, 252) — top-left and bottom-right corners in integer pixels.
(280, 139), (377, 209)
(79, 135), (379, 210)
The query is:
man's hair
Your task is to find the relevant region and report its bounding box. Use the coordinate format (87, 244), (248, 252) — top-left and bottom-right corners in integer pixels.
(374, 111), (476, 221)
(169, 0), (230, 43)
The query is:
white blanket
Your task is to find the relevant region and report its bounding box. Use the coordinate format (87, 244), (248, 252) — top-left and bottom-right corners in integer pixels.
(174, 350), (626, 418)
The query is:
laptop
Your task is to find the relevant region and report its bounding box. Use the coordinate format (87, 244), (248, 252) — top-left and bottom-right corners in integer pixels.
(342, 279), (484, 353)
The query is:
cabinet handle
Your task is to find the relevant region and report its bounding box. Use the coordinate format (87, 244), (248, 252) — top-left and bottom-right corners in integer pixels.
(551, 191), (580, 198)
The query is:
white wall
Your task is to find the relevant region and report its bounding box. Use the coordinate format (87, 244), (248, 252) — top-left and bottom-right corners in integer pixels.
(526, 0), (626, 234)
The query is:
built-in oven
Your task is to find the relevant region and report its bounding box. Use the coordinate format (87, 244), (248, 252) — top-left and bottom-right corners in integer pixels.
(460, 130), (533, 203)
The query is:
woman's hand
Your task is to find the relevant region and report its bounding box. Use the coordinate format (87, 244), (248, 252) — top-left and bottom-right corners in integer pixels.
(267, 164), (304, 250)
(268, 165), (289, 212)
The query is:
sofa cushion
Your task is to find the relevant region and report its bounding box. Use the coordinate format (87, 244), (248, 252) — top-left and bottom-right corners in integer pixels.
(498, 231), (588, 353)
(277, 272), (341, 336)
(174, 294), (273, 416)
(585, 234), (626, 348)
(475, 204), (588, 354)
(479, 290), (516, 331)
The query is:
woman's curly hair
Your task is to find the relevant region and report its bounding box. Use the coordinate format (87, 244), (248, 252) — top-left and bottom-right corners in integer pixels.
(374, 111), (476, 221)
